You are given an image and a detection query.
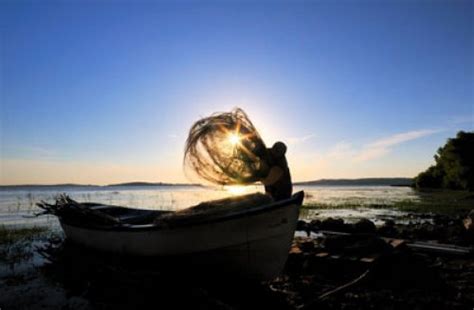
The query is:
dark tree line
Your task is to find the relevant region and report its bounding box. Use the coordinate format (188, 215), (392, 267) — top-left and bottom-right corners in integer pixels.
(415, 131), (474, 191)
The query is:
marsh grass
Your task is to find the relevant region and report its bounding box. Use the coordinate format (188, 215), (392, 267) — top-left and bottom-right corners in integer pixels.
(0, 226), (48, 245)
(303, 189), (473, 215)
(0, 226), (50, 271)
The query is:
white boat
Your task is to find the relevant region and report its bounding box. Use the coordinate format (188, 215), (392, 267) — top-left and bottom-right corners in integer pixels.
(41, 191), (304, 280)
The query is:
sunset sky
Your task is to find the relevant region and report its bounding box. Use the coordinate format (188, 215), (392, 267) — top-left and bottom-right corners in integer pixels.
(1, 1), (473, 185)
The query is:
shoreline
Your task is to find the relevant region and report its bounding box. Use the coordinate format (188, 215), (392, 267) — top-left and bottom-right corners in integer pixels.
(1, 207), (473, 309)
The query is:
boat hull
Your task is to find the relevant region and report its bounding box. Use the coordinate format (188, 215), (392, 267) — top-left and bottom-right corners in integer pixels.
(60, 192), (303, 280)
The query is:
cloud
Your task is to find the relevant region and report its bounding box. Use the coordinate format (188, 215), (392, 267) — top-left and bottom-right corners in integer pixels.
(353, 147), (390, 162)
(288, 128), (443, 181)
(286, 134), (316, 145)
(326, 141), (355, 159)
(367, 129), (441, 148)
(302, 129), (440, 165)
(353, 129), (441, 162)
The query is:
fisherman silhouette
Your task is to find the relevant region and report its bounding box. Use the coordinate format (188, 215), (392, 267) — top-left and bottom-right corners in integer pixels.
(184, 108), (293, 201)
(260, 142), (293, 201)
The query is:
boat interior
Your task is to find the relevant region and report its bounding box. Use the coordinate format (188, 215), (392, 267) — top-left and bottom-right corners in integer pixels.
(60, 191), (303, 228)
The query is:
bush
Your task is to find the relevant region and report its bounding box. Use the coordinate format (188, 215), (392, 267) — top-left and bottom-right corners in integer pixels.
(415, 131), (474, 191)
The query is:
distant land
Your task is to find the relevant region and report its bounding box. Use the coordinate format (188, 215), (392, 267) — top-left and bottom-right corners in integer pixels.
(294, 178), (413, 186)
(0, 182), (200, 190)
(0, 178), (413, 189)
(107, 182), (202, 187)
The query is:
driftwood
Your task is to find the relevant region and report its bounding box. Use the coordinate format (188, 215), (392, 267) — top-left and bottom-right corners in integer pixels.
(318, 269), (371, 300)
(406, 241), (472, 256)
(312, 229), (473, 257)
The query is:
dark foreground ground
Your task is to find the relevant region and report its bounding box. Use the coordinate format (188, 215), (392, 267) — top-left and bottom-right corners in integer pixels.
(1, 208), (473, 310)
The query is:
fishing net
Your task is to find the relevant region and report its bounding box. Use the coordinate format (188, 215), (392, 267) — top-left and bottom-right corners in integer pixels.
(184, 108), (269, 185)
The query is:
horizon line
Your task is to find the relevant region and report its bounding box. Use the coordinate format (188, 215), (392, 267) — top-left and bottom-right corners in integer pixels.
(0, 177), (414, 187)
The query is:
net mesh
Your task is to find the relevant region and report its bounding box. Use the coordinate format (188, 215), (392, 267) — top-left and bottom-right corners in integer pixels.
(184, 108), (269, 185)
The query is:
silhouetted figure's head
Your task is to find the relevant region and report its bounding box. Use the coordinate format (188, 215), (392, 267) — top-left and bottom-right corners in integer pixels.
(271, 142), (287, 158)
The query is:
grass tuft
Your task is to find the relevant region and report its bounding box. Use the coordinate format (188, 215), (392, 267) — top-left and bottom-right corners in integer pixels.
(0, 226), (48, 245)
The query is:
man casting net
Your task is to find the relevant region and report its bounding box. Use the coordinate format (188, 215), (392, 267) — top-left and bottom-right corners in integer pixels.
(184, 108), (292, 200)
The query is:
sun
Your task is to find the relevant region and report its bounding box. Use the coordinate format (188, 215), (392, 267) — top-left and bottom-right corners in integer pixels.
(228, 133), (241, 146)
(225, 185), (249, 195)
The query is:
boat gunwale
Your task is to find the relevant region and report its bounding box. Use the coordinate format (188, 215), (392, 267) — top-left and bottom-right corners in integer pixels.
(60, 191), (304, 232)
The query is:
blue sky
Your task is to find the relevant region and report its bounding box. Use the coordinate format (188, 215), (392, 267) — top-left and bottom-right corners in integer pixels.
(1, 1), (473, 184)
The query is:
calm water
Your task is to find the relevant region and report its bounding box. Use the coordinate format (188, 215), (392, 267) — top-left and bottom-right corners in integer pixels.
(0, 185), (419, 227)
